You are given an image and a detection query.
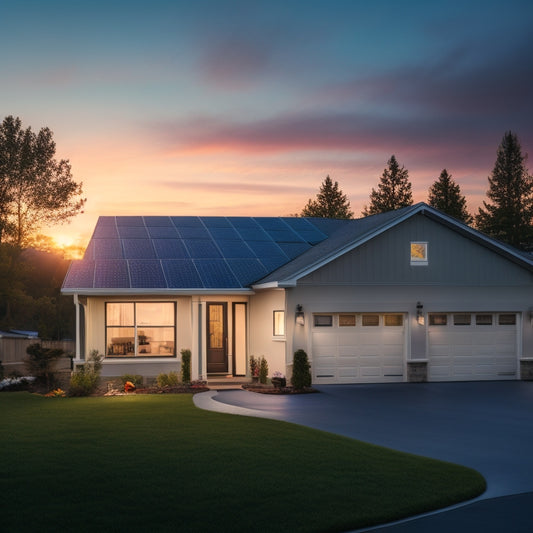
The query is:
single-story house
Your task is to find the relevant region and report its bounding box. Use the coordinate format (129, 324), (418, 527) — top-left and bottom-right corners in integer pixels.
(61, 203), (533, 384)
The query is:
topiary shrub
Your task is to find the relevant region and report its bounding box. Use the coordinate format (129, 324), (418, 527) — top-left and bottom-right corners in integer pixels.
(259, 356), (268, 384)
(291, 349), (311, 390)
(181, 349), (191, 384)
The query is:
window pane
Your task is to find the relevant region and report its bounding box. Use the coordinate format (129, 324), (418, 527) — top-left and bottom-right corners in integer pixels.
(314, 315), (333, 327)
(107, 327), (135, 356)
(410, 242), (428, 264)
(429, 314), (447, 326)
(137, 327), (175, 356)
(107, 303), (134, 326)
(454, 313), (471, 326)
(476, 314), (492, 325)
(339, 314), (356, 327)
(273, 311), (285, 336)
(499, 314), (516, 325)
(362, 314), (379, 326)
(384, 314), (403, 326)
(137, 302), (175, 326)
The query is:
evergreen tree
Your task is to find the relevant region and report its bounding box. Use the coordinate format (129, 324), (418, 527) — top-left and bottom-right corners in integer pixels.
(476, 131), (533, 249)
(301, 175), (353, 219)
(363, 155), (413, 215)
(428, 169), (473, 224)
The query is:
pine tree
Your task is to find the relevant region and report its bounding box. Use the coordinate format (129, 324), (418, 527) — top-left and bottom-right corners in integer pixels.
(476, 131), (533, 249)
(363, 155), (413, 216)
(301, 175), (353, 219)
(428, 169), (473, 224)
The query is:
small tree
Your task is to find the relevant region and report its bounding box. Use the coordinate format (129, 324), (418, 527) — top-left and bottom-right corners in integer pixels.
(476, 131), (533, 249)
(363, 155), (413, 216)
(301, 175), (354, 219)
(291, 349), (311, 390)
(428, 169), (473, 224)
(181, 349), (191, 384)
(24, 343), (64, 389)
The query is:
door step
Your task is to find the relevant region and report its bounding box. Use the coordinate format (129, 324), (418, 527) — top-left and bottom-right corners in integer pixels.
(207, 375), (251, 390)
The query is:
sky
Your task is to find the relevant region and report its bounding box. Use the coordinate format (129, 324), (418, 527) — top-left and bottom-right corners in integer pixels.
(1, 0), (532, 249)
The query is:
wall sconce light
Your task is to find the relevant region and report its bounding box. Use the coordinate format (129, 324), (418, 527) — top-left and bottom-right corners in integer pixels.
(416, 302), (424, 325)
(295, 304), (305, 326)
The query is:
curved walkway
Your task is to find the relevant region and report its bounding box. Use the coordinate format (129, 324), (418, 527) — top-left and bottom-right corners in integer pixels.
(194, 382), (533, 532)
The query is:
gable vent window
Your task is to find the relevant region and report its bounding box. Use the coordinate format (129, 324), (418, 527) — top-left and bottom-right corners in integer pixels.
(410, 242), (428, 266)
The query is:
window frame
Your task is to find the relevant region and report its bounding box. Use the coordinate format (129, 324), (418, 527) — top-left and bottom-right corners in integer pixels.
(273, 310), (285, 337)
(105, 301), (176, 358)
(410, 241), (428, 266)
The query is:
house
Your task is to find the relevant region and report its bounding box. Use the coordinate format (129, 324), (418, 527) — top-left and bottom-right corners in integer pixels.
(61, 203), (533, 384)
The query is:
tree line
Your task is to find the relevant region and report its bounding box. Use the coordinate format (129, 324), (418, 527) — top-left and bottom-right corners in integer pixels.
(302, 131), (533, 251)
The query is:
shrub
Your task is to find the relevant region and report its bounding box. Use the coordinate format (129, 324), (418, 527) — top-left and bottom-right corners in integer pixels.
(119, 374), (143, 387)
(157, 371), (180, 388)
(181, 349), (191, 384)
(24, 343), (64, 389)
(259, 356), (268, 384)
(249, 355), (259, 377)
(68, 350), (103, 397)
(291, 349), (312, 390)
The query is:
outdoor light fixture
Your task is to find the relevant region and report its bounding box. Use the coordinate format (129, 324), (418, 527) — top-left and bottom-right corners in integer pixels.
(416, 302), (424, 325)
(295, 304), (305, 326)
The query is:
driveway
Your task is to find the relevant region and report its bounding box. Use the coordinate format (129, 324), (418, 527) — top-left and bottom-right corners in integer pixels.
(194, 382), (533, 531)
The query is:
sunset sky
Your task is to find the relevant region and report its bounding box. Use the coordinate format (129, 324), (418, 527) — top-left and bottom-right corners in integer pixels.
(1, 0), (532, 249)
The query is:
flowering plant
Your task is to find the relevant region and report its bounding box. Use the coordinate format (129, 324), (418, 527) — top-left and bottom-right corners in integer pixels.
(272, 371), (285, 379)
(45, 388), (66, 397)
(124, 381), (136, 392)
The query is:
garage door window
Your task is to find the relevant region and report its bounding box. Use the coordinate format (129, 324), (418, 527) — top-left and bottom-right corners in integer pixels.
(499, 314), (516, 325)
(476, 314), (493, 325)
(429, 313), (447, 326)
(362, 314), (379, 326)
(339, 314), (356, 327)
(384, 314), (403, 326)
(453, 313), (471, 326)
(314, 315), (333, 327)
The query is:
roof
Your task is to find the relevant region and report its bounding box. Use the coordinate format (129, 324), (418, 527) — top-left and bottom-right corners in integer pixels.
(61, 215), (347, 294)
(62, 204), (533, 295)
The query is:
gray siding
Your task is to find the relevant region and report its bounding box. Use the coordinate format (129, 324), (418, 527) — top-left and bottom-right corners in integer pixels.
(300, 214), (533, 286)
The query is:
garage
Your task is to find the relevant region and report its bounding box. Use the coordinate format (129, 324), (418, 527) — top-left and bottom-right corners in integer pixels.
(312, 313), (405, 384)
(428, 312), (518, 381)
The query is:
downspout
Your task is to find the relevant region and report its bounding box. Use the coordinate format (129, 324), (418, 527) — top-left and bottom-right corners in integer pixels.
(73, 293), (81, 362)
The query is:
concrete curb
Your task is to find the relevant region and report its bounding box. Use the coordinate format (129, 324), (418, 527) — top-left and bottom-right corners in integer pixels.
(193, 390), (279, 419)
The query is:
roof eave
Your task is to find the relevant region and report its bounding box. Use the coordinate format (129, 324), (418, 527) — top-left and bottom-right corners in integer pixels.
(61, 288), (255, 296)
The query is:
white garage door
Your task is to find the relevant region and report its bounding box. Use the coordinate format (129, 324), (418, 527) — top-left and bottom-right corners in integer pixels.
(312, 313), (405, 384)
(428, 312), (518, 381)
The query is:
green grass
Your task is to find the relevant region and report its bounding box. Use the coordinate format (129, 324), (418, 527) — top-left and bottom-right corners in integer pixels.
(0, 393), (486, 532)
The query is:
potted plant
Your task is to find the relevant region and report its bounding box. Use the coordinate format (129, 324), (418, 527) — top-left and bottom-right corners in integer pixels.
(271, 371), (286, 388)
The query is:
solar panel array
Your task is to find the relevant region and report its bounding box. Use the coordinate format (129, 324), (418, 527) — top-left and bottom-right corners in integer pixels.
(63, 216), (334, 290)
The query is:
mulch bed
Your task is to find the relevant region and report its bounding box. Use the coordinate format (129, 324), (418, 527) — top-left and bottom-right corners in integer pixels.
(241, 384), (318, 395)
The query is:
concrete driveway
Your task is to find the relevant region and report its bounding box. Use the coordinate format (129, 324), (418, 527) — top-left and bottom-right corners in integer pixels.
(194, 382), (533, 531)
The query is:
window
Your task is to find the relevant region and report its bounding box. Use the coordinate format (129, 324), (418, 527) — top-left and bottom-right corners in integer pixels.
(362, 314), (379, 326)
(314, 315), (333, 327)
(453, 313), (471, 326)
(429, 313), (447, 326)
(499, 314), (516, 325)
(339, 314), (356, 327)
(384, 314), (403, 326)
(476, 314), (493, 325)
(410, 242), (428, 265)
(106, 302), (176, 357)
(273, 310), (285, 336)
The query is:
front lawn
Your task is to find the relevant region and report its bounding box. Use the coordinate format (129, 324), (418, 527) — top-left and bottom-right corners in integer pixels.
(0, 393), (485, 532)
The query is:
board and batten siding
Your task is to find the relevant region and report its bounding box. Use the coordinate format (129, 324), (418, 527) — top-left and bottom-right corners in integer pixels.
(299, 214), (532, 286)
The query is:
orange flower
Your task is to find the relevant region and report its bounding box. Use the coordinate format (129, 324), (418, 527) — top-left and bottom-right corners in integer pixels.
(124, 381), (136, 392)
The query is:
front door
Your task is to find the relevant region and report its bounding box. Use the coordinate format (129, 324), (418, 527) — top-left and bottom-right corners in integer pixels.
(207, 302), (228, 373)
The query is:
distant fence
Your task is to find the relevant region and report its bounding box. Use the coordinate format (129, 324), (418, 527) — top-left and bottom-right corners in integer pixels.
(0, 338), (75, 375)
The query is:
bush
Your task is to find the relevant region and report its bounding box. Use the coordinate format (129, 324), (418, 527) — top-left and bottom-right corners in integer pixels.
(259, 356), (268, 384)
(157, 371), (180, 388)
(119, 374), (143, 387)
(291, 349), (312, 390)
(181, 349), (191, 384)
(68, 350), (103, 397)
(24, 343), (64, 389)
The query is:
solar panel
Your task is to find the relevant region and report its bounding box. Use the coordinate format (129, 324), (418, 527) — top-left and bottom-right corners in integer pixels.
(122, 239), (156, 259)
(144, 216), (173, 227)
(293, 229), (328, 245)
(116, 216), (144, 226)
(147, 226), (179, 239)
(207, 227), (241, 241)
(185, 240), (222, 258)
(278, 242), (312, 259)
(83, 240), (95, 260)
(94, 238), (124, 259)
(235, 226), (271, 241)
(153, 239), (190, 259)
(128, 260), (167, 288)
(177, 226), (211, 239)
(226, 216), (256, 228)
(226, 259), (268, 286)
(201, 217), (232, 228)
(117, 226), (149, 239)
(63, 261), (95, 288)
(171, 216), (202, 228)
(258, 256), (290, 272)
(216, 240), (256, 259)
(93, 223), (118, 239)
(194, 259), (239, 288)
(94, 260), (130, 288)
(247, 241), (288, 261)
(255, 217), (290, 231)
(162, 260), (203, 288)
(266, 229), (304, 242)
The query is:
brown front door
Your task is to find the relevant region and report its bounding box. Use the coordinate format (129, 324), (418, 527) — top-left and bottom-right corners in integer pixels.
(207, 302), (227, 374)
